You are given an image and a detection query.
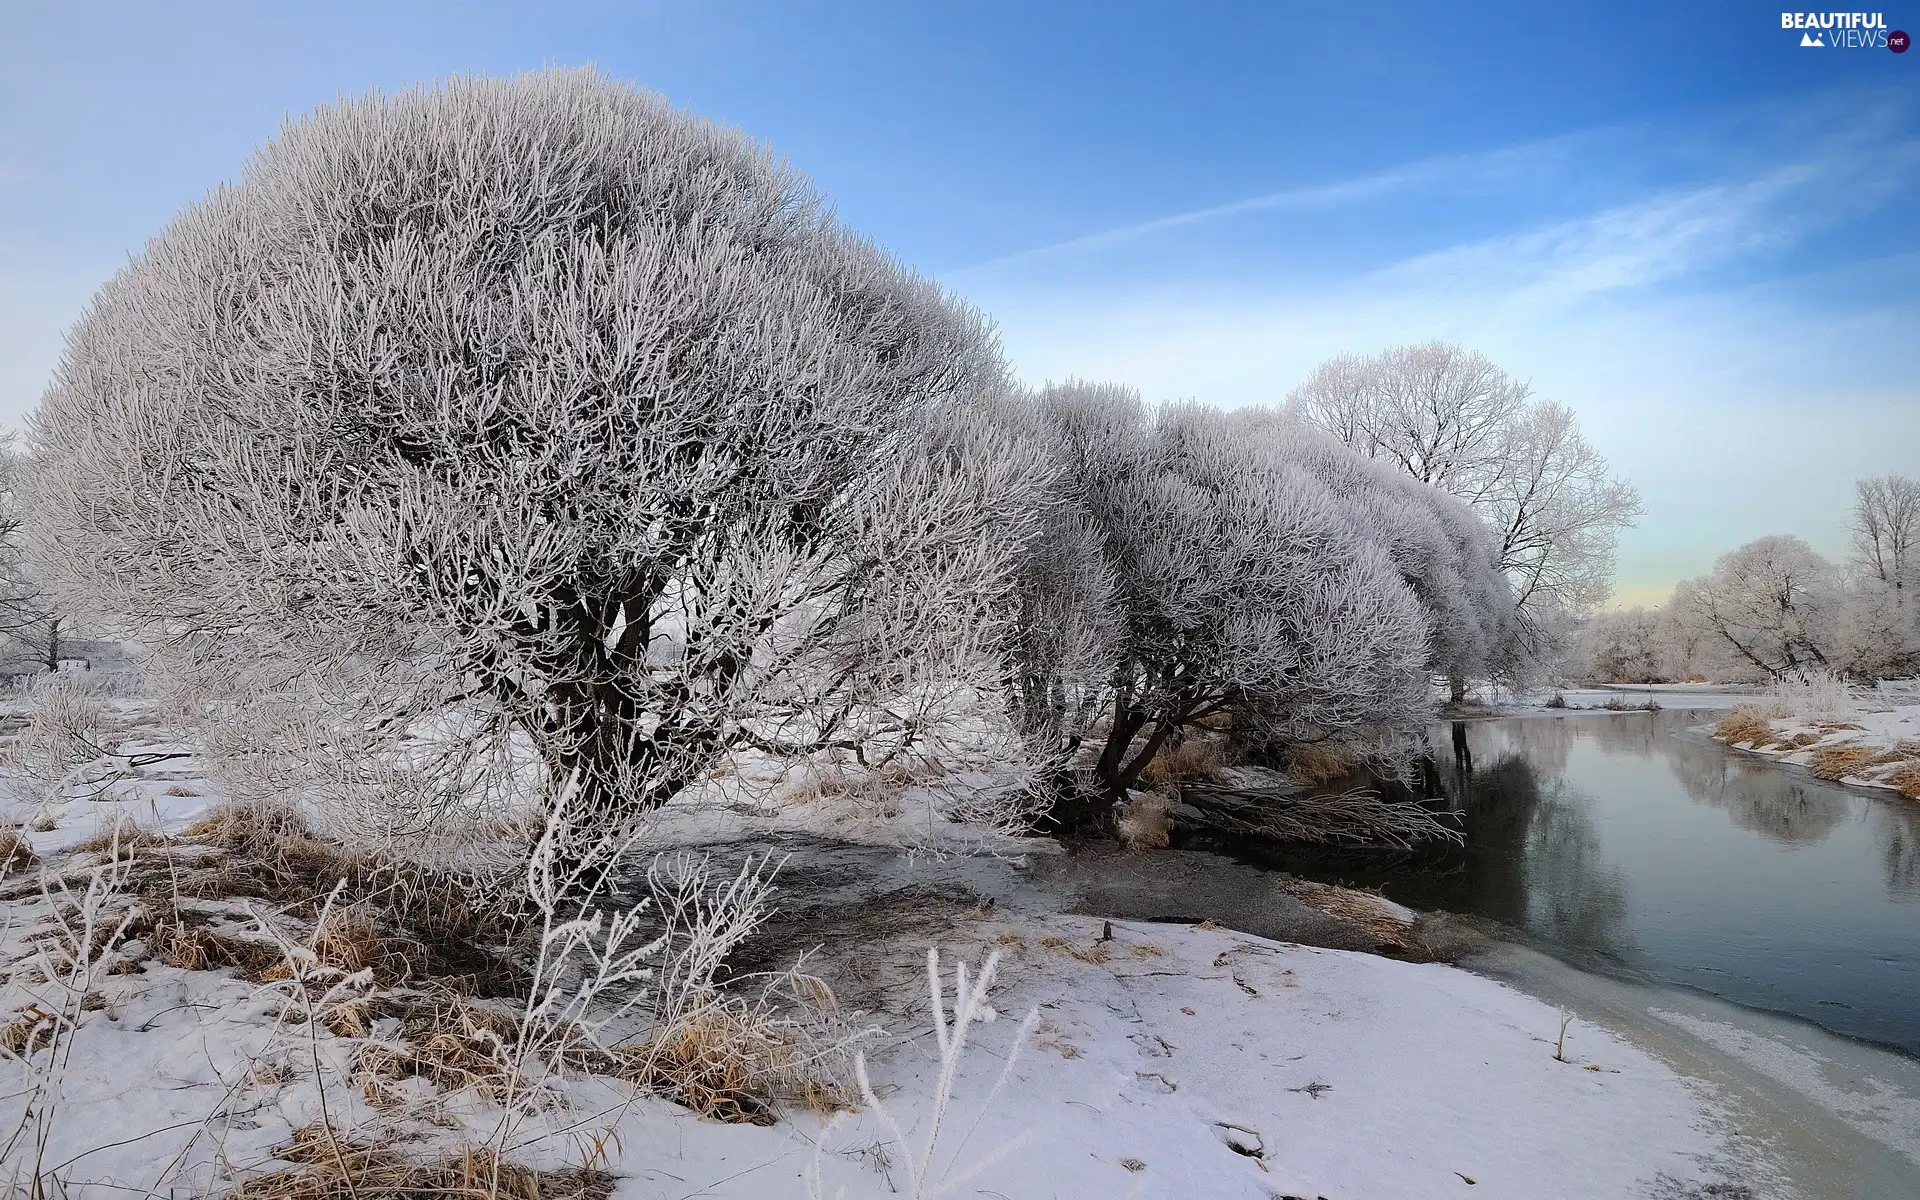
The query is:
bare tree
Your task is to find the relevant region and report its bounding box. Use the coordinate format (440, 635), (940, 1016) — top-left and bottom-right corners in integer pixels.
(0, 445), (72, 673)
(1853, 474), (1920, 599)
(1285, 344), (1643, 652)
(1675, 536), (1835, 682)
(25, 69), (1050, 853)
(1845, 474), (1920, 678)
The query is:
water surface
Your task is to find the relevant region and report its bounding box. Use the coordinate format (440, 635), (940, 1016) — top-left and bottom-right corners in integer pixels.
(1260, 710), (1920, 1055)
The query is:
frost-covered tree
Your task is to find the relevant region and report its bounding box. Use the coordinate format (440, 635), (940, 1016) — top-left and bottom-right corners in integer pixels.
(1854, 474), (1920, 601)
(1840, 474), (1920, 679)
(1675, 536), (1836, 682)
(26, 70), (1050, 844)
(1285, 344), (1642, 641)
(1225, 409), (1522, 689)
(1655, 582), (1724, 682)
(0, 445), (70, 670)
(1583, 607), (1665, 683)
(1014, 384), (1434, 815)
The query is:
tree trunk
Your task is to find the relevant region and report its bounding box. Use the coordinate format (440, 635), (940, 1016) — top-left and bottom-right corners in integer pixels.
(1449, 673), (1467, 704)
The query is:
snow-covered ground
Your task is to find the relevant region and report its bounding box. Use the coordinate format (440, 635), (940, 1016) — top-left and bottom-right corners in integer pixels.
(0, 693), (1786, 1199)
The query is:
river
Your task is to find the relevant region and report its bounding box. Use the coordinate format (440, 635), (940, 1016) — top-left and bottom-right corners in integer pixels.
(1245, 709), (1920, 1058)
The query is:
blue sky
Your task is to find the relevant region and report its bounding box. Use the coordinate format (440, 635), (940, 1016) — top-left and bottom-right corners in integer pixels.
(3, 1), (1916, 605)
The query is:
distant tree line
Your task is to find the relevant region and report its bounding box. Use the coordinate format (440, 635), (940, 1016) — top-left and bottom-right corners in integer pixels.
(1582, 475), (1920, 684)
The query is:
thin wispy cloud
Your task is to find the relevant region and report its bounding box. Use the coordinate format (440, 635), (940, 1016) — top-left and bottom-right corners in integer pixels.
(957, 132), (1592, 274)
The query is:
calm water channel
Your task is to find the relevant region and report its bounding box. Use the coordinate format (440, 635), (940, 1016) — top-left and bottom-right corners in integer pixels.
(1264, 710), (1920, 1056)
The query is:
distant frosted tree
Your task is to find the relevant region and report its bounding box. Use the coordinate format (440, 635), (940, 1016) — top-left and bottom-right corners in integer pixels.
(1656, 582), (1724, 682)
(1013, 383), (1436, 817)
(1853, 474), (1920, 601)
(1285, 344), (1643, 648)
(1840, 474), (1920, 679)
(1676, 536), (1836, 682)
(26, 69), (1050, 845)
(1583, 607), (1664, 683)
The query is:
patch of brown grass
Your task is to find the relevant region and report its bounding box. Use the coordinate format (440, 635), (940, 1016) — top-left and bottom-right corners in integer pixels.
(356, 997), (520, 1104)
(1116, 792), (1170, 849)
(163, 785), (200, 797)
(1807, 743), (1880, 781)
(1039, 934), (1112, 965)
(170, 801), (520, 994)
(147, 908), (283, 977)
(0, 827), (35, 875)
(613, 1009), (841, 1125)
(1138, 739), (1227, 787)
(1890, 760), (1920, 801)
(1715, 707), (1776, 745)
(0, 1004), (63, 1056)
(1284, 742), (1354, 787)
(70, 817), (170, 856)
(229, 1125), (612, 1200)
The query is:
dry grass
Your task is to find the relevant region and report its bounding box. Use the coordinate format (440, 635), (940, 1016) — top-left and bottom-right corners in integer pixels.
(229, 1125), (612, 1200)
(166, 800), (518, 993)
(356, 996), (522, 1105)
(0, 1003), (64, 1056)
(1116, 792), (1170, 849)
(613, 1010), (832, 1125)
(69, 815), (171, 856)
(1715, 707), (1776, 745)
(1284, 742), (1355, 787)
(1138, 739), (1227, 787)
(1039, 934), (1112, 965)
(0, 826), (36, 874)
(1890, 760), (1920, 801)
(147, 909), (284, 976)
(1807, 743), (1882, 781)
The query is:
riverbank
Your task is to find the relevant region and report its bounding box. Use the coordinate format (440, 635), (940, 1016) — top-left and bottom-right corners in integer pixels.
(1712, 699), (1920, 800)
(0, 817), (1763, 1199)
(0, 699), (1857, 1199)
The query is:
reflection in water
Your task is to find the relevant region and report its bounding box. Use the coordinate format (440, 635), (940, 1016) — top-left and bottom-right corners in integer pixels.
(1260, 710), (1920, 1054)
(1439, 729), (1628, 963)
(1874, 801), (1920, 897)
(1664, 736), (1849, 845)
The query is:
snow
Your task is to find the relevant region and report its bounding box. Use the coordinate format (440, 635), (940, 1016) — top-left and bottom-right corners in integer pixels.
(1, 697), (1761, 1199)
(1, 865), (1753, 1197)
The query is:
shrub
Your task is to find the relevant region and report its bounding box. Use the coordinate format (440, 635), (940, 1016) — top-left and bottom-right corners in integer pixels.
(1115, 792), (1171, 849)
(1715, 707), (1775, 746)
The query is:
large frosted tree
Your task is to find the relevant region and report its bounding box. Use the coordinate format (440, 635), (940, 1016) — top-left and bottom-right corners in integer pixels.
(26, 69), (1050, 843)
